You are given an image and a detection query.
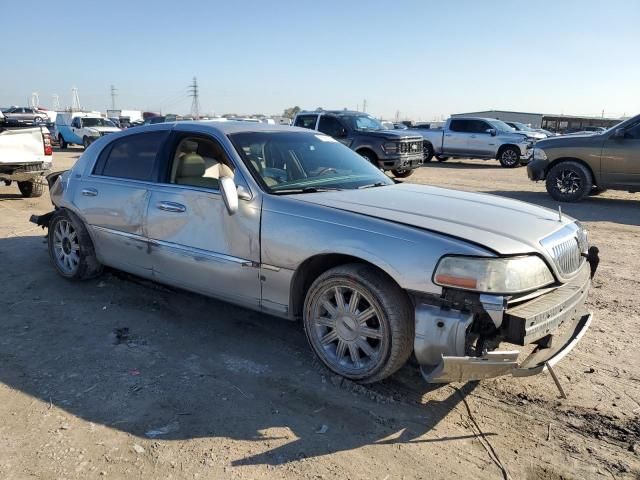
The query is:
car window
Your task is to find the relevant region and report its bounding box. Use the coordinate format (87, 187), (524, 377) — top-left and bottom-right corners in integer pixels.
(449, 119), (468, 132)
(624, 122), (640, 139)
(97, 132), (167, 181)
(24, 108), (33, 114)
(293, 115), (318, 129)
(317, 116), (346, 137)
(469, 120), (491, 133)
(168, 136), (235, 190)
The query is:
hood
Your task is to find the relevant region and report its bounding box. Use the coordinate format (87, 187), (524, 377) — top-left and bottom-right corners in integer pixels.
(88, 126), (121, 133)
(293, 183), (574, 256)
(365, 130), (422, 141)
(535, 132), (604, 148)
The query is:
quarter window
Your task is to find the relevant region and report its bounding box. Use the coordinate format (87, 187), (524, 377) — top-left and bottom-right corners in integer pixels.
(97, 132), (166, 181)
(294, 115), (318, 130)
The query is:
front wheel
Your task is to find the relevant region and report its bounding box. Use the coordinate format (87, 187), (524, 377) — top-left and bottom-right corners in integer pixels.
(18, 180), (44, 198)
(48, 210), (103, 279)
(545, 161), (593, 202)
(303, 264), (414, 383)
(423, 142), (434, 162)
(498, 147), (520, 168)
(392, 169), (414, 178)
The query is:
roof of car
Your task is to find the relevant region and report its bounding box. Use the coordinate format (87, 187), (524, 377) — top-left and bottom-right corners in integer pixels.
(298, 110), (366, 116)
(135, 120), (309, 135)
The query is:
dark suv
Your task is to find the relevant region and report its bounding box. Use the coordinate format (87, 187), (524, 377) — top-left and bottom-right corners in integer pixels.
(293, 110), (423, 177)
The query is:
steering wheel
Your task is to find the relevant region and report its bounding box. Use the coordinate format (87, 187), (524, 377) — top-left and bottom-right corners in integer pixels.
(315, 167), (338, 176)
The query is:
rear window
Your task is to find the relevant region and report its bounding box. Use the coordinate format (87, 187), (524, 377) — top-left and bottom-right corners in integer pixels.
(294, 115), (318, 130)
(95, 132), (167, 181)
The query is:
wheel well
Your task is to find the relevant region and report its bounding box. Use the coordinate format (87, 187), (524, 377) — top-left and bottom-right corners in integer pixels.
(289, 254), (399, 320)
(356, 147), (378, 161)
(545, 157), (596, 184)
(496, 144), (520, 158)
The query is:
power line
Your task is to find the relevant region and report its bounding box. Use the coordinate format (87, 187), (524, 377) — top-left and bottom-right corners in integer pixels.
(188, 76), (200, 120)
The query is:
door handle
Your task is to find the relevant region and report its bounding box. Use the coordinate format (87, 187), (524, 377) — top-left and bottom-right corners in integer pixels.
(470, 135), (476, 138)
(445, 134), (452, 137)
(81, 188), (98, 197)
(157, 201), (186, 213)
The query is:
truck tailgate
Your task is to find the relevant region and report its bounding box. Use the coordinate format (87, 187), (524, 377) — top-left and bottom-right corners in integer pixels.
(0, 127), (46, 165)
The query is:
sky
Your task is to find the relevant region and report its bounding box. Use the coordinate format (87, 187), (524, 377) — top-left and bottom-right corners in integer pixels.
(1, 0), (639, 120)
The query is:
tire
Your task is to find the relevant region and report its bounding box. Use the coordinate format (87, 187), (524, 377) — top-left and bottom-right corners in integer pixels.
(423, 142), (434, 162)
(545, 161), (593, 202)
(498, 146), (520, 168)
(58, 135), (67, 149)
(303, 263), (414, 383)
(17, 180), (44, 198)
(391, 169), (414, 178)
(359, 150), (379, 167)
(436, 155), (449, 162)
(83, 136), (91, 149)
(48, 210), (103, 280)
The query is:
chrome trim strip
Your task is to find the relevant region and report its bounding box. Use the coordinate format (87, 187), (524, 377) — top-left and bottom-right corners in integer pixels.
(91, 225), (146, 241)
(148, 238), (254, 266)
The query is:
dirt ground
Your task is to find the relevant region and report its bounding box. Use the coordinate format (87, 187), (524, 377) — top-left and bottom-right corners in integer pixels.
(1, 149), (638, 480)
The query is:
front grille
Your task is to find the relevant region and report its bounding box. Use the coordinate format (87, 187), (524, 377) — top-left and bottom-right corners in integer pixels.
(399, 141), (422, 154)
(541, 223), (587, 278)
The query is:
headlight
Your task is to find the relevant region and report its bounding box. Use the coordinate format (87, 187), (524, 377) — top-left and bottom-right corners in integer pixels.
(433, 255), (554, 294)
(382, 142), (398, 154)
(88, 129), (101, 136)
(533, 148), (547, 160)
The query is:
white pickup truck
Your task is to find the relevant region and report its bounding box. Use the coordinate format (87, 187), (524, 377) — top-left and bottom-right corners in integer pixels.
(416, 117), (538, 168)
(0, 125), (53, 197)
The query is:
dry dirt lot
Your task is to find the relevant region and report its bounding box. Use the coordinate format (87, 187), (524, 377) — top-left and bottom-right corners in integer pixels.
(1, 149), (638, 480)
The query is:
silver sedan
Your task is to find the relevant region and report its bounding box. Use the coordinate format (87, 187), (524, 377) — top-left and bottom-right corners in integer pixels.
(32, 121), (597, 384)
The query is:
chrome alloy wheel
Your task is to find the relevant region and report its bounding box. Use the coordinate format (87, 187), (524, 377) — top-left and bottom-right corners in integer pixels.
(501, 149), (518, 166)
(308, 284), (388, 376)
(53, 219), (80, 275)
(555, 169), (582, 194)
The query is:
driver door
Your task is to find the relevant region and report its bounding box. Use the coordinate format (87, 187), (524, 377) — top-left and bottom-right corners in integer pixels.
(318, 115), (352, 147)
(601, 121), (640, 188)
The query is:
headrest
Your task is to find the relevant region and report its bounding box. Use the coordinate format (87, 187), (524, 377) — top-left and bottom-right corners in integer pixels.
(177, 153), (205, 177)
(181, 140), (199, 154)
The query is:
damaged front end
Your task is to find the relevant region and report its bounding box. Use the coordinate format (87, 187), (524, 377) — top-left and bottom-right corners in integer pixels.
(415, 257), (596, 383)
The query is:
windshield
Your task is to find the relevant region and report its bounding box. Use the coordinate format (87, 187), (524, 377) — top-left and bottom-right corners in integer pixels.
(82, 117), (116, 127)
(229, 131), (393, 193)
(489, 119), (519, 132)
(512, 122), (534, 132)
(343, 115), (384, 131)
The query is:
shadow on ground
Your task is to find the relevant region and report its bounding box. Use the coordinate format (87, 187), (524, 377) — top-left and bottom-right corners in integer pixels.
(0, 234), (481, 467)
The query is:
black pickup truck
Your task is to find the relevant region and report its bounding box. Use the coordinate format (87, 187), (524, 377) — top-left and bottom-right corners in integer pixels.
(293, 110), (423, 177)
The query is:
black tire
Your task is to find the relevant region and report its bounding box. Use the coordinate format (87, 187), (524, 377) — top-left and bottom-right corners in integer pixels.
(423, 142), (434, 162)
(545, 161), (593, 202)
(83, 136), (91, 149)
(589, 187), (607, 196)
(359, 150), (379, 167)
(17, 180), (44, 198)
(498, 146), (520, 168)
(436, 155), (449, 162)
(392, 169), (414, 178)
(303, 263), (414, 383)
(48, 210), (103, 280)
(58, 135), (68, 149)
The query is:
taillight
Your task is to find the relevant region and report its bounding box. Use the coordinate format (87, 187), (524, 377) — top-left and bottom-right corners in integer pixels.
(42, 129), (52, 156)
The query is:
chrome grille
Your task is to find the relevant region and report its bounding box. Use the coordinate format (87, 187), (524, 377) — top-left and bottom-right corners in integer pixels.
(540, 223), (588, 278)
(399, 141), (422, 154)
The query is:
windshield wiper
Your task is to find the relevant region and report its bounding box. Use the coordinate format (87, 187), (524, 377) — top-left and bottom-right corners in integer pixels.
(358, 182), (388, 189)
(272, 186), (343, 195)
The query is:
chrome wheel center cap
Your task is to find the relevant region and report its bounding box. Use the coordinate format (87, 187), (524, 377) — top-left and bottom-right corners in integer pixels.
(336, 315), (359, 342)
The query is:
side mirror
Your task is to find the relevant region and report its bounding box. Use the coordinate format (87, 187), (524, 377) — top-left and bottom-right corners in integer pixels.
(219, 176), (239, 215)
(612, 127), (625, 139)
(486, 128), (497, 136)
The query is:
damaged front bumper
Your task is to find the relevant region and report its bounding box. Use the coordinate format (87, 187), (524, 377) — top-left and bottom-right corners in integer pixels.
(415, 261), (593, 383)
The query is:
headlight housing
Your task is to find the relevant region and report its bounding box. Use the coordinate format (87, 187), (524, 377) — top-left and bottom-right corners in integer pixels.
(532, 148), (547, 160)
(433, 255), (554, 294)
(382, 142), (398, 154)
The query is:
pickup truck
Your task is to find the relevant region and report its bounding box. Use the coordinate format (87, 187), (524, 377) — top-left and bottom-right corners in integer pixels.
(55, 113), (120, 149)
(294, 110), (423, 177)
(528, 113), (640, 202)
(0, 125), (53, 197)
(416, 117), (537, 168)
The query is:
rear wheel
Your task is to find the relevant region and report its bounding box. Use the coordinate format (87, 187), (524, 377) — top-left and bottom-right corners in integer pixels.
(18, 180), (44, 198)
(303, 264), (414, 383)
(498, 147), (520, 168)
(545, 161), (593, 202)
(58, 135), (68, 149)
(48, 210), (103, 279)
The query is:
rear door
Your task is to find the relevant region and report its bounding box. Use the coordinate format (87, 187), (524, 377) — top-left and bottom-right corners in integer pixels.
(444, 119), (474, 156)
(75, 131), (169, 277)
(144, 130), (262, 307)
(601, 121), (640, 188)
(466, 120), (495, 157)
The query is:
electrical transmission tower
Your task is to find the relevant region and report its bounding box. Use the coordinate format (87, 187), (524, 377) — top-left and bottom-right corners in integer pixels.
(188, 77), (200, 120)
(52, 94), (61, 111)
(30, 92), (40, 109)
(110, 85), (118, 110)
(71, 87), (82, 111)
(362, 99), (367, 113)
